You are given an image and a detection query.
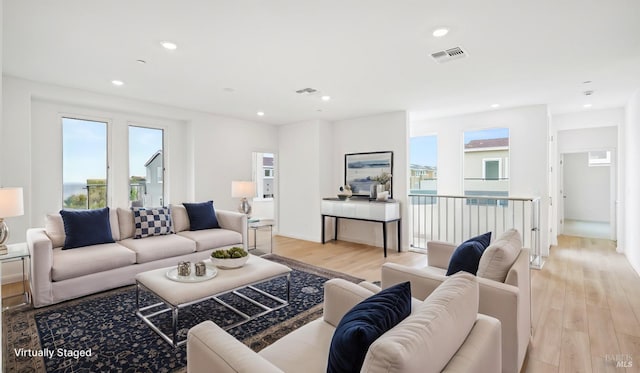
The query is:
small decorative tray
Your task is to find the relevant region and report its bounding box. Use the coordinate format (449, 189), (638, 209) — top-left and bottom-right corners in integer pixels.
(166, 266), (217, 283)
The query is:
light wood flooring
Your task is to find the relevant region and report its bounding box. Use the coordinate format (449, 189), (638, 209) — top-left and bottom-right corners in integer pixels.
(3, 233), (640, 372)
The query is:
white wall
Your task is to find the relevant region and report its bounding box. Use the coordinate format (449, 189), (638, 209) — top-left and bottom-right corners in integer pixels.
(278, 120), (333, 242)
(412, 105), (550, 255)
(554, 108), (624, 131)
(624, 90), (640, 274)
(331, 111), (409, 249)
(563, 153), (610, 222)
(557, 126), (618, 153)
(1, 76), (277, 282)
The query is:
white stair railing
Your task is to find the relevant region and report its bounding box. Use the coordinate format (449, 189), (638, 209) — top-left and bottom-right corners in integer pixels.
(408, 194), (542, 269)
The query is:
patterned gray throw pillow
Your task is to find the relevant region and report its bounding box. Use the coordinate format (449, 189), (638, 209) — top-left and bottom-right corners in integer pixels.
(132, 207), (173, 239)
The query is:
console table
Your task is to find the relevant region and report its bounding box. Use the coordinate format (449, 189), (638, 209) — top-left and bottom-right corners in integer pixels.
(321, 198), (400, 257)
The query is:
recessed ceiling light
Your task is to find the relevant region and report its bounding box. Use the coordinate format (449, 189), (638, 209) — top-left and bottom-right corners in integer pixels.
(583, 80), (592, 84)
(136, 59), (147, 64)
(583, 104), (593, 108)
(321, 95), (331, 101)
(161, 41), (178, 50)
(432, 28), (449, 37)
(257, 111), (265, 116)
(490, 104), (500, 108)
(111, 80), (124, 86)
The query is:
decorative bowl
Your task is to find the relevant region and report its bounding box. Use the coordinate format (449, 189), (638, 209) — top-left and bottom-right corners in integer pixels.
(210, 255), (249, 269)
(337, 194), (350, 200)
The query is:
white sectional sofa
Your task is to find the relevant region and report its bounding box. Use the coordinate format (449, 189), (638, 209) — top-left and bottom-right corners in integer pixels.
(27, 204), (247, 308)
(187, 274), (502, 373)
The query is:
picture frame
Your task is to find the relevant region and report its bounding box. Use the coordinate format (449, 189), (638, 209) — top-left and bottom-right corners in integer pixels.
(344, 151), (393, 198)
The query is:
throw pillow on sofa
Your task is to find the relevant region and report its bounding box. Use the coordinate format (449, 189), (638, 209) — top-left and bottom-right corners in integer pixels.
(327, 281), (412, 373)
(477, 229), (522, 282)
(183, 201), (220, 230)
(132, 207), (173, 239)
(60, 207), (115, 249)
(446, 232), (492, 276)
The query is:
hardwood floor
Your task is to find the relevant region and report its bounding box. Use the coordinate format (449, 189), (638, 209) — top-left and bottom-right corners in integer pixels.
(3, 233), (639, 372)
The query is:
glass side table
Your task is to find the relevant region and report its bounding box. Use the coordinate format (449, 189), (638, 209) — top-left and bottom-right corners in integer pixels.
(1, 242), (31, 310)
(248, 220), (274, 255)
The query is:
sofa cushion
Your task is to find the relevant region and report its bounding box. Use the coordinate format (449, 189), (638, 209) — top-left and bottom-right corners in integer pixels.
(477, 229), (522, 282)
(51, 242), (136, 281)
(177, 229), (243, 252)
(170, 204), (190, 232)
(46, 209), (120, 248)
(446, 232), (492, 276)
(183, 201), (220, 231)
(362, 273), (479, 373)
(133, 207), (173, 238)
(119, 234), (196, 264)
(327, 281), (412, 373)
(60, 208), (115, 249)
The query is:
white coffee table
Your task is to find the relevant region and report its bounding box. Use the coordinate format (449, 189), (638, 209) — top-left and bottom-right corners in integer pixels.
(135, 254), (291, 347)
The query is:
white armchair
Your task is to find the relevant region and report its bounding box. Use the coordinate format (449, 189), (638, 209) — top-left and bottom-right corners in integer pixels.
(382, 230), (530, 373)
(187, 274), (502, 373)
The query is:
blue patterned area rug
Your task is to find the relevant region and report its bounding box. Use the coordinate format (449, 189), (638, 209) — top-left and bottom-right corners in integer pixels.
(3, 254), (364, 373)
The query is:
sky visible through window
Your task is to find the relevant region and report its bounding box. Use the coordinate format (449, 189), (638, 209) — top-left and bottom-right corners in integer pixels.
(62, 120), (163, 182)
(62, 118), (107, 183)
(410, 135), (437, 167)
(129, 126), (163, 177)
(463, 128), (509, 144)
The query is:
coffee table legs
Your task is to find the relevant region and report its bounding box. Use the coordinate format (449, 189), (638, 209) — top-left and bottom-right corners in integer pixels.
(136, 274), (291, 347)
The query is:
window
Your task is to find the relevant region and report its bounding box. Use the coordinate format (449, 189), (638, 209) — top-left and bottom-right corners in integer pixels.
(62, 117), (108, 209)
(254, 152), (275, 199)
(483, 158), (502, 180)
(463, 128), (509, 205)
(129, 126), (164, 207)
(588, 150), (611, 166)
(409, 135), (438, 196)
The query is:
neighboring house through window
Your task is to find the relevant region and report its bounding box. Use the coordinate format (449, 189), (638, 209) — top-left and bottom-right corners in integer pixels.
(463, 128), (510, 205)
(129, 125), (164, 207)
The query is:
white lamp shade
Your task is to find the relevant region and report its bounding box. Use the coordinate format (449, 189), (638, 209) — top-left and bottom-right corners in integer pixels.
(231, 181), (256, 198)
(0, 187), (24, 218)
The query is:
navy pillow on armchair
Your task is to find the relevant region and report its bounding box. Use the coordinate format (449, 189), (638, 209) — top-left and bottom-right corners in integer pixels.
(60, 207), (115, 250)
(446, 232), (492, 276)
(327, 281), (412, 373)
(182, 201), (220, 230)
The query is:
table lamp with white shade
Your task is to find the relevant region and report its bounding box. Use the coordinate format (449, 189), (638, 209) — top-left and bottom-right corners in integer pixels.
(231, 181), (256, 216)
(0, 187), (24, 255)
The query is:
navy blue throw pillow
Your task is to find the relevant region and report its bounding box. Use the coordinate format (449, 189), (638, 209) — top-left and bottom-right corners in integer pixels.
(60, 207), (115, 250)
(182, 201), (219, 230)
(327, 281), (412, 373)
(446, 232), (492, 276)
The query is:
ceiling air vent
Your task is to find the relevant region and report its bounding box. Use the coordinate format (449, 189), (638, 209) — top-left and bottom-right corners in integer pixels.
(296, 87), (318, 95)
(431, 47), (467, 63)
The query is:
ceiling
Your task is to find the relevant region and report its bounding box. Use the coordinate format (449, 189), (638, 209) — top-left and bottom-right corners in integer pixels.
(4, 0), (640, 125)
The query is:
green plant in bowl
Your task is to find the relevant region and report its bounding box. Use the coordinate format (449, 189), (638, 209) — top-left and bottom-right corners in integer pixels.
(211, 247), (249, 268)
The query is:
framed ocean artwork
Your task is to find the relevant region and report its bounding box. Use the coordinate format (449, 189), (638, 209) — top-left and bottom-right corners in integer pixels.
(344, 151), (393, 198)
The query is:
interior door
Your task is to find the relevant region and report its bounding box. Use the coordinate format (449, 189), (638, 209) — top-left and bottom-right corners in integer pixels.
(558, 154), (565, 235)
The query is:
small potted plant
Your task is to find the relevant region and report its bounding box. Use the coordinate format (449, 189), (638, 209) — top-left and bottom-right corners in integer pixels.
(210, 247), (249, 269)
